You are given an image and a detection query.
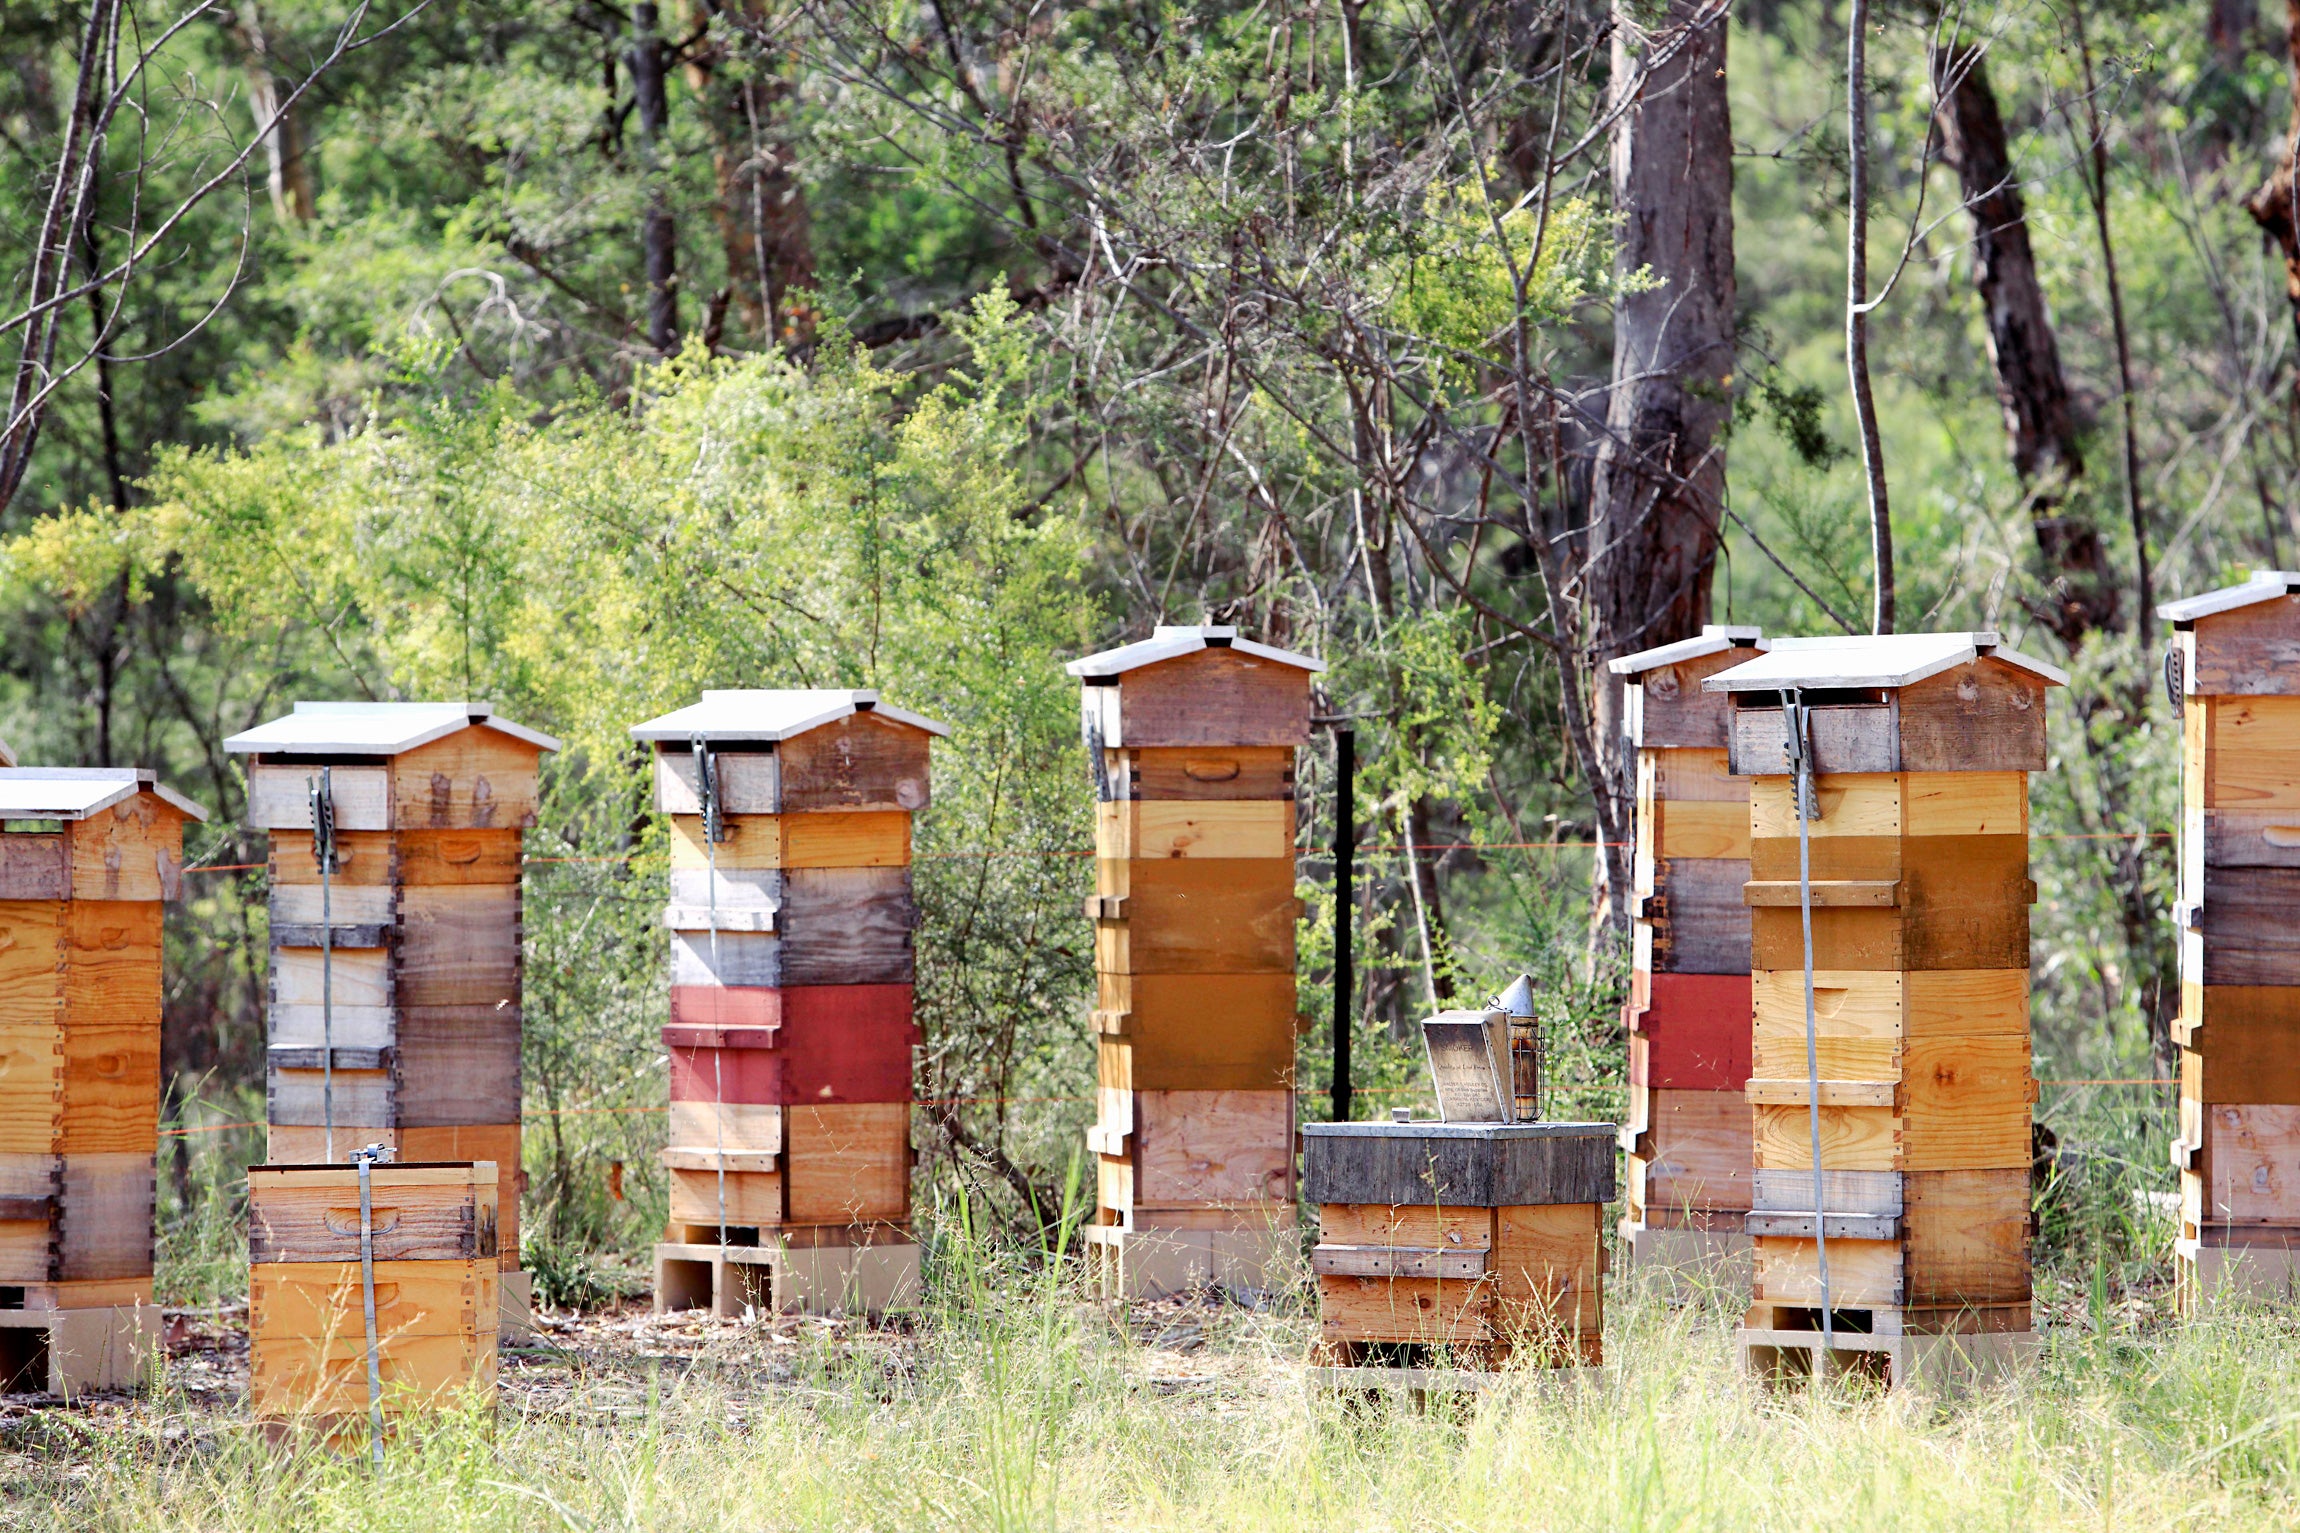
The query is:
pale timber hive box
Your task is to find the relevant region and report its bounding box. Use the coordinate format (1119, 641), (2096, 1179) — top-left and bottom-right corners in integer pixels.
(630, 689), (946, 1316)
(1069, 626), (1322, 1297)
(0, 766), (205, 1393)
(225, 702), (558, 1327)
(2160, 571), (2300, 1304)
(1608, 625), (1766, 1283)
(1302, 1119), (1615, 1373)
(247, 1161), (499, 1429)
(1705, 632), (2061, 1387)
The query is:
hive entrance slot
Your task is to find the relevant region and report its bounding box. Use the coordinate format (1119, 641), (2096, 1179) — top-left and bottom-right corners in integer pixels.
(0, 1328), (45, 1392)
(0, 1288), (21, 1310)
(1771, 1305), (1875, 1334)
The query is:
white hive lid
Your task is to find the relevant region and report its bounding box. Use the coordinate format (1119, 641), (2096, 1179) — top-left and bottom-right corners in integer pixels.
(1607, 624), (1768, 677)
(629, 688), (950, 743)
(0, 767), (208, 822)
(1702, 632), (2067, 693)
(2157, 570), (2300, 625)
(225, 701), (559, 756)
(1066, 625), (1326, 679)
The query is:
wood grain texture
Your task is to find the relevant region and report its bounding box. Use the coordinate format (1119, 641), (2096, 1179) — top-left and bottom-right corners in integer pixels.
(0, 834), (65, 901)
(1656, 799), (1749, 861)
(1094, 859), (1296, 974)
(2200, 809), (2300, 868)
(785, 1103), (910, 1223)
(395, 830), (522, 886)
(665, 866), (783, 915)
(247, 1164), (498, 1264)
(1096, 800), (1295, 860)
(668, 814), (781, 870)
(1093, 971), (1298, 1044)
(1753, 1103), (1900, 1171)
(270, 883), (400, 929)
(250, 1330), (496, 1419)
(1304, 1126), (1616, 1210)
(1894, 660), (2051, 773)
(1754, 1235), (1903, 1305)
(1132, 1089), (1294, 1207)
(1316, 1272), (1490, 1343)
(267, 1004), (395, 1051)
(781, 867), (915, 986)
(670, 930), (783, 988)
(264, 1067), (396, 1130)
(1656, 747), (1745, 802)
(1098, 1022), (1293, 1094)
(1904, 772), (2029, 837)
(1317, 1202), (1494, 1251)
(1630, 651), (1747, 749)
(1641, 857), (1752, 975)
(668, 986), (783, 1031)
(655, 747), (780, 816)
(52, 1153), (155, 1281)
(247, 764), (391, 831)
(390, 729), (544, 830)
(250, 1258), (496, 1342)
(58, 1018), (160, 1155)
(394, 1005), (521, 1126)
(1627, 1088), (1752, 1219)
(62, 901), (161, 1027)
(2188, 1103), (2300, 1224)
(1752, 901), (2029, 972)
(0, 1027), (64, 1157)
(2207, 696), (2300, 813)
(2187, 592), (2300, 695)
(1751, 773), (1903, 839)
(1898, 1034), (2034, 1170)
(272, 947), (393, 1011)
(2179, 987), (2300, 1100)
(1490, 1202), (1603, 1301)
(1903, 1168), (2030, 1304)
(1730, 704), (1898, 778)
(1108, 650), (1312, 749)
(667, 1100), (781, 1153)
(0, 900), (65, 1033)
(271, 829), (396, 887)
(775, 712), (935, 813)
(1101, 747), (1295, 803)
(668, 1167), (784, 1225)
(65, 796), (187, 902)
(395, 884), (520, 1010)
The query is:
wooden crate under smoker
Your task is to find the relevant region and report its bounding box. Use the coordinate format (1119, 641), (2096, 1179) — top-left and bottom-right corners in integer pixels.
(1301, 1121), (1615, 1375)
(246, 1162), (500, 1423)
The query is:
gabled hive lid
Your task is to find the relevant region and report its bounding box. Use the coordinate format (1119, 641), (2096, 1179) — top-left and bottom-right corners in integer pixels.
(226, 701), (560, 756)
(1702, 632), (2067, 693)
(629, 688), (949, 743)
(1606, 624), (1767, 678)
(1065, 625), (1325, 679)
(2157, 570), (2300, 626)
(0, 767), (208, 822)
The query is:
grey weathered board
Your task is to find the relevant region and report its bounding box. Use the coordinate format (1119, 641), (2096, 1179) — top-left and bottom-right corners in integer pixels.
(781, 867), (916, 987)
(670, 929), (784, 988)
(54, 1158), (157, 1280)
(1727, 669), (2049, 777)
(2197, 867), (2300, 986)
(0, 834), (67, 900)
(395, 1005), (521, 1125)
(1301, 1122), (1616, 1208)
(1643, 858), (1755, 974)
(269, 922), (392, 950)
(265, 1067), (396, 1128)
(666, 866), (784, 912)
(396, 884), (520, 1008)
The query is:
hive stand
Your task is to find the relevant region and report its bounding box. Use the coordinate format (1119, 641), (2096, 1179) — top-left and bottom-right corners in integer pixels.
(0, 767), (205, 1394)
(630, 690), (946, 1318)
(1067, 626), (1322, 1298)
(225, 702), (558, 1334)
(247, 1160), (499, 1435)
(2161, 572), (2300, 1305)
(1608, 625), (1767, 1289)
(1302, 1120), (1615, 1388)
(1705, 634), (2060, 1389)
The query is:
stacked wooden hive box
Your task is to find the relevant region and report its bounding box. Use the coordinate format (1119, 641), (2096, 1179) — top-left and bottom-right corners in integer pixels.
(1304, 1010), (1614, 1378)
(1708, 634), (2055, 1387)
(2161, 571), (2300, 1303)
(248, 1159), (499, 1430)
(226, 702), (557, 1328)
(632, 690), (944, 1317)
(0, 763), (203, 1393)
(1069, 627), (1321, 1297)
(1610, 625), (1766, 1283)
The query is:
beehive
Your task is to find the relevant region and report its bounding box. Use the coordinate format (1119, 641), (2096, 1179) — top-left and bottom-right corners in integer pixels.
(1302, 1119), (1615, 1374)
(225, 703), (557, 1327)
(247, 1161), (499, 1428)
(0, 767), (204, 1393)
(630, 690), (945, 1316)
(2161, 572), (2300, 1304)
(1609, 625), (1767, 1282)
(1706, 633), (2058, 1387)
(1069, 626), (1321, 1297)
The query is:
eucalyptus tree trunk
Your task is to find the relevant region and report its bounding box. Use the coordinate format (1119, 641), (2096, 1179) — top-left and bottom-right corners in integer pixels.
(2249, 0), (2300, 354)
(1933, 42), (2121, 644)
(630, 1), (679, 353)
(1587, 0), (1735, 928)
(684, 1), (816, 348)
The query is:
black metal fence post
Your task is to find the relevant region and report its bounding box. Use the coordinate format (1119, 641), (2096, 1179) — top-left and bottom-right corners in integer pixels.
(1332, 725), (1355, 1123)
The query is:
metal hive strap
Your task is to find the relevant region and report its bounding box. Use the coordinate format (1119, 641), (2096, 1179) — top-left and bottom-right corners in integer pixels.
(1783, 690), (1834, 1356)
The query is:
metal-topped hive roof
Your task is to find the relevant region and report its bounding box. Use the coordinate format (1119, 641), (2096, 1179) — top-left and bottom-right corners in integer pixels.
(1065, 625), (1326, 679)
(1606, 623), (1768, 678)
(226, 701), (560, 756)
(629, 688), (950, 743)
(1702, 631), (2068, 693)
(2157, 570), (2300, 625)
(0, 767), (208, 822)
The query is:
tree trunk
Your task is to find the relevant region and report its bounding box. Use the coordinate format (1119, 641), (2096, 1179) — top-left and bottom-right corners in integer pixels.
(237, 0), (315, 222)
(1933, 43), (2122, 644)
(683, 3), (815, 348)
(630, 0), (679, 353)
(1848, 0), (1893, 635)
(1587, 0), (1734, 928)
(2250, 0), (2300, 355)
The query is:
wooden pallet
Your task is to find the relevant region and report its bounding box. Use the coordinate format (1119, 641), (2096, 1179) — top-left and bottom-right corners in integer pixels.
(653, 1233), (919, 1317)
(1737, 1300), (2036, 1391)
(1079, 1215), (1298, 1301)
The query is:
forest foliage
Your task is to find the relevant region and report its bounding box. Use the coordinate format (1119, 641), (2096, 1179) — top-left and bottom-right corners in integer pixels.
(0, 0), (2287, 1282)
